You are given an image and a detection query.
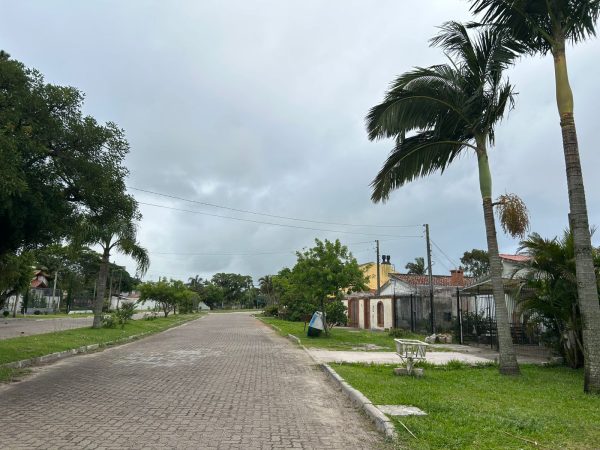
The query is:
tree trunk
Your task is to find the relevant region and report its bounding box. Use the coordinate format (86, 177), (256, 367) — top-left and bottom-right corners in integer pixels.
(476, 141), (520, 375)
(92, 248), (110, 328)
(553, 42), (600, 393)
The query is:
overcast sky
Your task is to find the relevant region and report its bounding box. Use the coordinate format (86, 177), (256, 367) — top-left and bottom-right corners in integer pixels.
(3, 1), (599, 284)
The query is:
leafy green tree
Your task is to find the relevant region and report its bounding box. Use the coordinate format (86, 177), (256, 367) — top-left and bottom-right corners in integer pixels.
(138, 278), (198, 316)
(405, 257), (426, 275)
(289, 239), (367, 330)
(200, 282), (225, 310)
(461, 249), (490, 278)
(366, 23), (527, 375)
(0, 51), (130, 259)
(211, 273), (254, 309)
(470, 0), (600, 395)
(0, 252), (34, 315)
(139, 278), (174, 317)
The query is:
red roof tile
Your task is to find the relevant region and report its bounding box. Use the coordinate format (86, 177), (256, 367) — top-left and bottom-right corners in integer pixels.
(499, 254), (530, 263)
(389, 273), (472, 287)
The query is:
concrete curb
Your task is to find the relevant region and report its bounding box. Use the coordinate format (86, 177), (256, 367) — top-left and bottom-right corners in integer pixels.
(321, 363), (397, 440)
(0, 315), (204, 371)
(286, 334), (301, 345)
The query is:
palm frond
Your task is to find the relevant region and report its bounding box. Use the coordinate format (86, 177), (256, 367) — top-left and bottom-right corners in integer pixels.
(370, 132), (470, 202)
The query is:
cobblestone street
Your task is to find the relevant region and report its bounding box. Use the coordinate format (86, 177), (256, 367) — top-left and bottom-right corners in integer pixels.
(0, 313), (385, 449)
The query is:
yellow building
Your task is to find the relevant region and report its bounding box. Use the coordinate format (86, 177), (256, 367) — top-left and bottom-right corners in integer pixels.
(359, 261), (395, 291)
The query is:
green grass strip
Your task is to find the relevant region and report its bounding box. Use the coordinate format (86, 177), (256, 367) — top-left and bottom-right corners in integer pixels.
(333, 362), (600, 449)
(0, 313), (202, 366)
(259, 317), (427, 351)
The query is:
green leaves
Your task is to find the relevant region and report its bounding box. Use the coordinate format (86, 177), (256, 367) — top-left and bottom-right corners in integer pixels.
(367, 23), (517, 202)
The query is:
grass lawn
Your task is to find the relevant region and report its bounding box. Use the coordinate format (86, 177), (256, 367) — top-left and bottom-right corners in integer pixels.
(333, 363), (600, 449)
(260, 317), (426, 351)
(0, 313), (203, 382)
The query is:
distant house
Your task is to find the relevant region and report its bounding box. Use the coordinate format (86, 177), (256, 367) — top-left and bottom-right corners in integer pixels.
(3, 268), (61, 314)
(343, 269), (471, 331)
(358, 257), (395, 292)
(460, 254), (532, 324)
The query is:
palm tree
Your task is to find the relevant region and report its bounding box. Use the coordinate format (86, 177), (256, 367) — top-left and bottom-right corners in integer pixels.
(405, 257), (426, 275)
(82, 219), (149, 328)
(258, 275), (274, 305)
(470, 0), (600, 393)
(515, 231), (600, 369)
(367, 23), (527, 375)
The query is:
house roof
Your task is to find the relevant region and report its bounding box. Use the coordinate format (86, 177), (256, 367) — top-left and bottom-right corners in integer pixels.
(31, 279), (46, 288)
(499, 254), (530, 263)
(389, 272), (472, 288)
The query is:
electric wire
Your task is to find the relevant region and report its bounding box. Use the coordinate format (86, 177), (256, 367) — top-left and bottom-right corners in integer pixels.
(129, 186), (421, 229)
(138, 201), (422, 238)
(431, 239), (459, 268)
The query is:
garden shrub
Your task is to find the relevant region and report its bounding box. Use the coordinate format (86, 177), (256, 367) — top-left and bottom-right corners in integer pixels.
(3, 310), (9, 317)
(388, 328), (411, 338)
(262, 305), (279, 317)
(101, 314), (116, 328)
(114, 302), (136, 328)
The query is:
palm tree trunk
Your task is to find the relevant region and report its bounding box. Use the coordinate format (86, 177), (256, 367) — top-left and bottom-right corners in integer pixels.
(92, 248), (110, 328)
(553, 40), (600, 393)
(476, 141), (520, 375)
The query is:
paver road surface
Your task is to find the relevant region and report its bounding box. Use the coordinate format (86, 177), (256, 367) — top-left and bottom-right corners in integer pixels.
(0, 313), (386, 449)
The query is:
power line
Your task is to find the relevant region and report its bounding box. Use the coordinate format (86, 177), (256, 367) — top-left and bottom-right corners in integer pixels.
(138, 201), (423, 239)
(430, 249), (452, 273)
(129, 186), (421, 229)
(431, 239), (459, 268)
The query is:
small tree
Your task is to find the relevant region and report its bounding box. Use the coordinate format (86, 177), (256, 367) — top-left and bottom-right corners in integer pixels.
(290, 239), (368, 332)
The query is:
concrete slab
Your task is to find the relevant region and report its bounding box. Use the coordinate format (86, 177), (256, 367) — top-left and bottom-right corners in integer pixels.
(306, 349), (492, 365)
(376, 405), (427, 416)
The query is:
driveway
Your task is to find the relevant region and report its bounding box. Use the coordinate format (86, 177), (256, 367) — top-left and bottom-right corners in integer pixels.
(0, 313), (385, 449)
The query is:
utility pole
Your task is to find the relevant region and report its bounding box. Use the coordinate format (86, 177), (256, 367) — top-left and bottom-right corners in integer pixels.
(375, 240), (381, 296)
(52, 269), (59, 312)
(424, 224), (435, 334)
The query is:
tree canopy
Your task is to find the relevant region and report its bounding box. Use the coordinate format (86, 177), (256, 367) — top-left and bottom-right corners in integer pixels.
(460, 249), (490, 278)
(0, 51), (131, 258)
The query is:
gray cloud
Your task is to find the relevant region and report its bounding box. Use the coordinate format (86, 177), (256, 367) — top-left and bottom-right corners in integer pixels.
(3, 1), (599, 282)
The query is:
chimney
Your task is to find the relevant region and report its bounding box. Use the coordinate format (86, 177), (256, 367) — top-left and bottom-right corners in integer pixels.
(450, 269), (464, 286)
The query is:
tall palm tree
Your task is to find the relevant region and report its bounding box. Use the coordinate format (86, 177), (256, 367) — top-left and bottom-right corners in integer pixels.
(82, 219), (149, 328)
(367, 22), (527, 375)
(470, 0), (600, 393)
(258, 275), (274, 305)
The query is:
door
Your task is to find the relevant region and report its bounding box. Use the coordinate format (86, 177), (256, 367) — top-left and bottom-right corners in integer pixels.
(364, 299), (370, 329)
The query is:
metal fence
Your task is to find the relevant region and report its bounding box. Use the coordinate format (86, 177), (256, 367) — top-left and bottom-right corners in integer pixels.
(392, 289), (544, 349)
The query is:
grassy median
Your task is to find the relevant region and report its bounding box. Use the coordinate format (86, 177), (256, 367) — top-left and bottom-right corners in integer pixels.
(259, 317), (426, 351)
(333, 362), (600, 449)
(0, 313), (203, 382)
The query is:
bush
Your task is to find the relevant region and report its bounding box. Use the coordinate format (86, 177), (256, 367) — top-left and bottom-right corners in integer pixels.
(33, 310), (41, 315)
(114, 302), (136, 328)
(388, 328), (411, 338)
(101, 314), (116, 328)
(262, 305), (279, 317)
(2, 310), (9, 317)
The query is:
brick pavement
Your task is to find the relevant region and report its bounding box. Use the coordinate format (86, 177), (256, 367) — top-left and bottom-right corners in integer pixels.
(0, 313), (386, 449)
